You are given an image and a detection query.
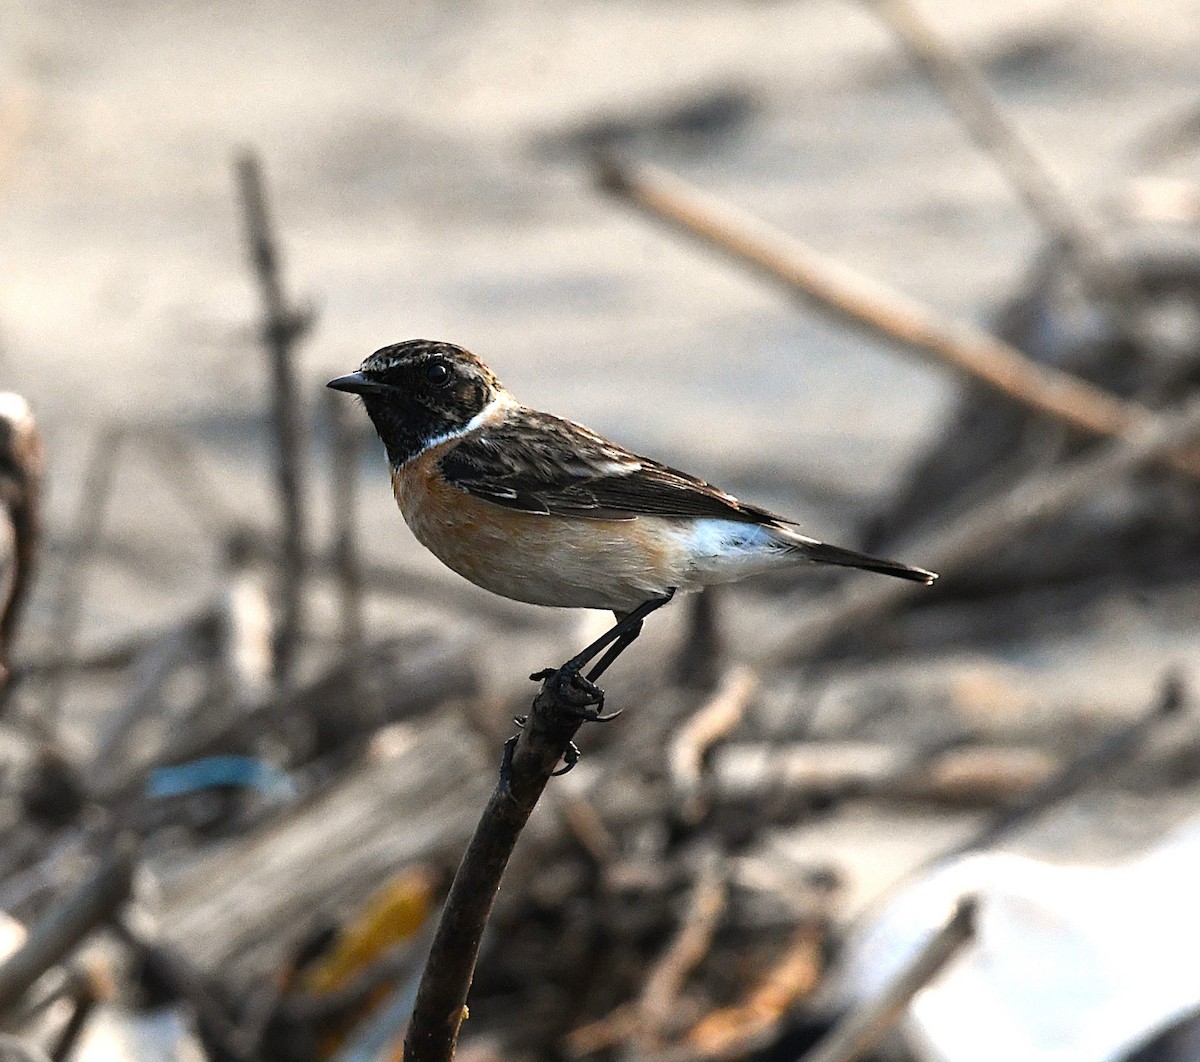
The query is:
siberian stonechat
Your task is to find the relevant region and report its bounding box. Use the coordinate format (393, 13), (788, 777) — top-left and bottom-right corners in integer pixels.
(329, 340), (935, 691)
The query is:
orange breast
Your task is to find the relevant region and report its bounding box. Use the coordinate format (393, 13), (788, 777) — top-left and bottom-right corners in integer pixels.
(390, 444), (684, 612)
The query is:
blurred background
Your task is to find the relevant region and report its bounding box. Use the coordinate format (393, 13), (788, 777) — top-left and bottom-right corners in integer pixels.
(2, 0), (1200, 1059)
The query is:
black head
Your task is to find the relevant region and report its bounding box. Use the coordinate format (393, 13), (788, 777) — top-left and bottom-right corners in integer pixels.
(328, 340), (505, 467)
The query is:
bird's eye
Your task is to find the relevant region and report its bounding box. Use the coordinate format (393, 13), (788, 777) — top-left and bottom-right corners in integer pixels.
(425, 361), (451, 387)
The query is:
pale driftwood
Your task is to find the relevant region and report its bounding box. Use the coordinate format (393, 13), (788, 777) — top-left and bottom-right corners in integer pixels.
(0, 837), (135, 1015)
(631, 850), (727, 1054)
(710, 742), (1056, 809)
(597, 156), (1200, 479)
(155, 717), (491, 981)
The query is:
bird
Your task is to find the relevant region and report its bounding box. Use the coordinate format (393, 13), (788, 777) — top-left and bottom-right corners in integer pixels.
(328, 340), (935, 704)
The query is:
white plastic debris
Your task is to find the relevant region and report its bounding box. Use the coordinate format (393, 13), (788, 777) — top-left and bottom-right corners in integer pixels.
(835, 814), (1200, 1062)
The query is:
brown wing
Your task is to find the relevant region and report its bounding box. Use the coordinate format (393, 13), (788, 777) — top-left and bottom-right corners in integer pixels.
(437, 408), (785, 524)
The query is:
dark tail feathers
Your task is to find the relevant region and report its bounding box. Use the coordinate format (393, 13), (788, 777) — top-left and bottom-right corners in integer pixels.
(800, 540), (937, 585)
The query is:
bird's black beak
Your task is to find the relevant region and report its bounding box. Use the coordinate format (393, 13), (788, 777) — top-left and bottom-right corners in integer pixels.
(327, 371), (389, 395)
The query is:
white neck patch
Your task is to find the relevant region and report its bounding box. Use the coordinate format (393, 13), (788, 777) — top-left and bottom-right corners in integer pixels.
(400, 392), (511, 466)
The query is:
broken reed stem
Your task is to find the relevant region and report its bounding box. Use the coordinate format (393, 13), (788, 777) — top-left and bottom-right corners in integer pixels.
(759, 398), (1200, 666)
(0, 837), (135, 1016)
(863, 0), (1137, 309)
(596, 156), (1200, 480)
(402, 677), (594, 1061)
(235, 150), (311, 685)
(327, 388), (365, 652)
(801, 897), (976, 1062)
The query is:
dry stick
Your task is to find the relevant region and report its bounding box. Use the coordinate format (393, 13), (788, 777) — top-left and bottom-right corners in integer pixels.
(21, 606), (218, 681)
(863, 0), (1137, 308)
(41, 426), (125, 730)
(235, 151), (313, 685)
(0, 838), (135, 1016)
(135, 426), (242, 538)
(944, 675), (1184, 860)
(596, 156), (1200, 479)
(757, 398), (1200, 666)
(86, 612), (214, 795)
(634, 853), (728, 1051)
(644, 924), (824, 1062)
(327, 389), (366, 652)
(669, 667), (757, 823)
(801, 897), (976, 1062)
(110, 918), (254, 1062)
(47, 976), (102, 1062)
(402, 675), (603, 1061)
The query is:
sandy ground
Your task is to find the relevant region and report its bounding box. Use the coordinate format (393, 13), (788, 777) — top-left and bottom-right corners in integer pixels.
(1, 0), (1199, 657)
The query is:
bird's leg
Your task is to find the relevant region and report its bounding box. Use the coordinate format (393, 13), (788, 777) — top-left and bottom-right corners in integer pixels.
(585, 620), (642, 683)
(530, 589), (676, 722)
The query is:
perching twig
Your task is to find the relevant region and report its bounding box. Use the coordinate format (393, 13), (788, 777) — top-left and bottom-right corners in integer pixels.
(235, 150), (314, 685)
(596, 156), (1200, 479)
(801, 897), (976, 1062)
(759, 398), (1200, 665)
(402, 671), (610, 1061)
(0, 837), (135, 1016)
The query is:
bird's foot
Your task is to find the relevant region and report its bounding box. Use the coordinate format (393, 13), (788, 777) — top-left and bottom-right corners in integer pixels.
(550, 741), (581, 777)
(529, 665), (622, 722)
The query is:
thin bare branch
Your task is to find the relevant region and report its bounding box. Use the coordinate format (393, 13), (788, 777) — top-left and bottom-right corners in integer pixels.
(634, 852), (728, 1052)
(0, 838), (135, 1016)
(403, 673), (609, 1061)
(41, 426), (124, 728)
(235, 150), (314, 685)
(864, 0), (1136, 308)
(596, 156), (1200, 479)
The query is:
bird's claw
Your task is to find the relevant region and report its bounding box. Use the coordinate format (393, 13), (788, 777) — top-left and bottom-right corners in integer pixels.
(530, 664), (620, 721)
(550, 741), (581, 776)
